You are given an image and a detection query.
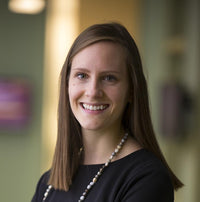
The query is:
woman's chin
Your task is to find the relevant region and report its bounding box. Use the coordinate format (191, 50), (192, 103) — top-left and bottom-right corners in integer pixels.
(80, 121), (107, 132)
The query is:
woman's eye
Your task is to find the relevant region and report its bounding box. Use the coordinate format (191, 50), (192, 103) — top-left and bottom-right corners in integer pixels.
(76, 73), (87, 79)
(103, 75), (117, 82)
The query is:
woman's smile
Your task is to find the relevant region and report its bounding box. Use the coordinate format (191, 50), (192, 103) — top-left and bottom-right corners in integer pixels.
(81, 103), (109, 111)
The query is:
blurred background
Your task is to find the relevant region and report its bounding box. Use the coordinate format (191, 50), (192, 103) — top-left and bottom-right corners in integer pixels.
(0, 0), (199, 201)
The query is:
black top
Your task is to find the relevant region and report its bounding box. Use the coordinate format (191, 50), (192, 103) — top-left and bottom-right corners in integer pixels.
(31, 149), (174, 202)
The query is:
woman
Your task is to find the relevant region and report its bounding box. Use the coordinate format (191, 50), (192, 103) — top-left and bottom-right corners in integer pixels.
(32, 22), (183, 202)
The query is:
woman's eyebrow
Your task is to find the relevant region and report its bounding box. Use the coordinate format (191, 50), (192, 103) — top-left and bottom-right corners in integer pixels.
(100, 70), (120, 74)
(71, 67), (90, 72)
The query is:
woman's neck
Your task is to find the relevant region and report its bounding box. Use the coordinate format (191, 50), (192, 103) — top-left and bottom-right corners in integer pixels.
(81, 128), (124, 164)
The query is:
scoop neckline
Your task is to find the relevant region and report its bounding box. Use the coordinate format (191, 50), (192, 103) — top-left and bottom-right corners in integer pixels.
(80, 148), (146, 167)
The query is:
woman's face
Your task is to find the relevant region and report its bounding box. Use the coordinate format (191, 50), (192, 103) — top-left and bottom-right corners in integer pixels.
(68, 41), (130, 133)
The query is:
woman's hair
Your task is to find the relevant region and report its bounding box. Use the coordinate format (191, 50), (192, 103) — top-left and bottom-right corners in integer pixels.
(48, 22), (183, 191)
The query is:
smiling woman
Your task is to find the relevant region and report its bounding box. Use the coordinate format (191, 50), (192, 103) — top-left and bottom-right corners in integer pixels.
(32, 22), (183, 202)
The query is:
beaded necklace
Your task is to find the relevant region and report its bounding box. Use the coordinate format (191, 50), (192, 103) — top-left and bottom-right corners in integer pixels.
(42, 133), (128, 202)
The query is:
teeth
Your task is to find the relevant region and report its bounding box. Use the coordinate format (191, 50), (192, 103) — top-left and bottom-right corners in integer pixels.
(82, 104), (107, 111)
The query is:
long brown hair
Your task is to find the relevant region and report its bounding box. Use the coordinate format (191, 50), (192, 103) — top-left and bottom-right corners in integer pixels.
(48, 22), (183, 191)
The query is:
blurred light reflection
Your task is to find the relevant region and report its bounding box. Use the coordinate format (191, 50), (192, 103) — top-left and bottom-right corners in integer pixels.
(8, 0), (45, 14)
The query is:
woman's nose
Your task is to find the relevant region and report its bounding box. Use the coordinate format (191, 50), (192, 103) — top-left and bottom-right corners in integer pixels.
(85, 78), (103, 98)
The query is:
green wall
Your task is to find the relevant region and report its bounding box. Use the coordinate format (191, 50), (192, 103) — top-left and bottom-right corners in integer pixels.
(0, 1), (45, 201)
(141, 0), (200, 201)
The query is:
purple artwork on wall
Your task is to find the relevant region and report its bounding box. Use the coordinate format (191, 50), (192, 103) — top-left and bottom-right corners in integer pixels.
(0, 78), (31, 129)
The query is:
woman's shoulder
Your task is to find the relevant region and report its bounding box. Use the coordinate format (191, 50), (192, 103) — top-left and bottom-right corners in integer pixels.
(35, 170), (50, 187)
(111, 149), (172, 182)
(39, 170), (50, 183)
(112, 148), (161, 166)
(110, 149), (174, 201)
(31, 171), (50, 202)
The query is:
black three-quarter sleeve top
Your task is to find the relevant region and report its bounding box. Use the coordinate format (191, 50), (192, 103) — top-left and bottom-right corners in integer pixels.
(31, 149), (174, 202)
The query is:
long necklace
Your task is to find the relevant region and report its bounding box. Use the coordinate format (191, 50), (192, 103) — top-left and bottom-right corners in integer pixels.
(42, 133), (128, 202)
(78, 133), (128, 201)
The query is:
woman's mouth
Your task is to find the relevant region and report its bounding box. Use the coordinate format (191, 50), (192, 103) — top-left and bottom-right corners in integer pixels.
(81, 103), (109, 111)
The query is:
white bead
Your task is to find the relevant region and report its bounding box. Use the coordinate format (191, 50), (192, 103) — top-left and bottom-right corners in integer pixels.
(117, 145), (121, 149)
